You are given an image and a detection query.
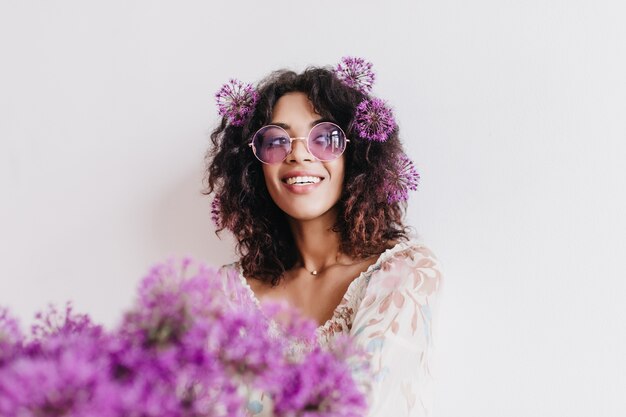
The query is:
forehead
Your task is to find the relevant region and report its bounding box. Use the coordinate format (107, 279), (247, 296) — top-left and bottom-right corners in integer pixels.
(270, 92), (321, 125)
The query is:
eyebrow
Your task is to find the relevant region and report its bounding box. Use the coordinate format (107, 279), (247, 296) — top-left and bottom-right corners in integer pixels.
(271, 118), (334, 130)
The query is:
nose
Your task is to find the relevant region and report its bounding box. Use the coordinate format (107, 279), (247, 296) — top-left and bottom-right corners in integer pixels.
(287, 137), (315, 163)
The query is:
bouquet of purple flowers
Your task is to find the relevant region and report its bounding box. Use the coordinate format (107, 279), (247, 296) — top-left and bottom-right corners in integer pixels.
(0, 258), (370, 417)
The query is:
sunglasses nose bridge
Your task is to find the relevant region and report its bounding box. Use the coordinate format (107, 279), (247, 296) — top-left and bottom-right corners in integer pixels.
(286, 136), (314, 160)
(289, 137), (309, 149)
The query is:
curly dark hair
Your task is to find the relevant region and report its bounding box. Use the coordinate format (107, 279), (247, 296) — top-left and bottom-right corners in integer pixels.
(203, 66), (413, 286)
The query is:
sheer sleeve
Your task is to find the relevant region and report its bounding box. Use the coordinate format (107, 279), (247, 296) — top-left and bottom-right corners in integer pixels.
(350, 243), (443, 417)
(217, 262), (256, 311)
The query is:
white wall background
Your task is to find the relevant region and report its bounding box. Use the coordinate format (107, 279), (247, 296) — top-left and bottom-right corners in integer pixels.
(1, 1), (624, 416)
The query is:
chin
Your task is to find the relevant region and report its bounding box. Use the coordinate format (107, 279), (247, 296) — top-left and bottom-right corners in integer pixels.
(288, 211), (327, 221)
(280, 201), (339, 221)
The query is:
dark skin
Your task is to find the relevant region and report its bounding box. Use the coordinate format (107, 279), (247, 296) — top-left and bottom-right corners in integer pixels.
(245, 92), (396, 326)
(246, 255), (380, 327)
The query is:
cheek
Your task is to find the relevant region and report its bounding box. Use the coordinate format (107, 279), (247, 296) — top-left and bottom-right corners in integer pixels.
(262, 165), (275, 185)
(328, 160), (346, 192)
(262, 165), (281, 197)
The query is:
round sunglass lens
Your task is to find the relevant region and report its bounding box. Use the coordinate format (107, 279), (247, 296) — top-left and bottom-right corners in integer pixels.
(308, 123), (346, 161)
(252, 126), (291, 164)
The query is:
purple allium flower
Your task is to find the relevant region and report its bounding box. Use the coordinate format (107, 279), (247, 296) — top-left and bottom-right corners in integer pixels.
(260, 300), (317, 347)
(211, 195), (221, 229)
(0, 311), (114, 417)
(104, 335), (244, 417)
(354, 97), (396, 142)
(271, 345), (368, 417)
(0, 348), (108, 417)
(335, 56), (376, 94)
(120, 257), (223, 348)
(0, 257), (369, 417)
(209, 304), (286, 391)
(386, 153), (420, 203)
(215, 78), (259, 126)
(0, 307), (23, 366)
(116, 259), (251, 416)
(30, 302), (100, 341)
(0, 308), (22, 344)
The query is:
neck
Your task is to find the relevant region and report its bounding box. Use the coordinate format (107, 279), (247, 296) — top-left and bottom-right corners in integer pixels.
(287, 206), (342, 275)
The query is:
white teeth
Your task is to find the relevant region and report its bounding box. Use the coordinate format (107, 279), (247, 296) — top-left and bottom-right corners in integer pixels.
(285, 176), (322, 185)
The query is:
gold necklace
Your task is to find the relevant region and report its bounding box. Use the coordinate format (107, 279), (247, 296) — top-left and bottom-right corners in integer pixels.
(302, 252), (342, 276)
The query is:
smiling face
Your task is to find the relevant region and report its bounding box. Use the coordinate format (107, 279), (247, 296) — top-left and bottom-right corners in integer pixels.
(261, 92), (345, 221)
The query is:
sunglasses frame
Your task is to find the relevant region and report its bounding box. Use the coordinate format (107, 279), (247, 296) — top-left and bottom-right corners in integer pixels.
(248, 121), (350, 165)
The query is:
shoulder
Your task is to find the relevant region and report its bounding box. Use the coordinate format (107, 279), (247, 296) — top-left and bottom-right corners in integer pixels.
(216, 261), (239, 288)
(218, 261), (240, 274)
(216, 261), (252, 303)
(351, 239), (442, 343)
(364, 239), (443, 301)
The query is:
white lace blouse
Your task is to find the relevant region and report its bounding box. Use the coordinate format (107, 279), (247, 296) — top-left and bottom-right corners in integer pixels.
(218, 239), (443, 417)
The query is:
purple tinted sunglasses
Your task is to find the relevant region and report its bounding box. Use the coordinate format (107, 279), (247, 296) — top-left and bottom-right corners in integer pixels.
(249, 122), (349, 164)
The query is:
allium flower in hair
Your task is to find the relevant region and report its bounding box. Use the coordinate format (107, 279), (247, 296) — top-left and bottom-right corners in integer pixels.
(335, 56), (376, 94)
(354, 97), (396, 142)
(386, 153), (420, 203)
(215, 78), (259, 126)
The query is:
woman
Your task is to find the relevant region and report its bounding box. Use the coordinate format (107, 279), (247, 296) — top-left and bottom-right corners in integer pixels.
(204, 58), (443, 417)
